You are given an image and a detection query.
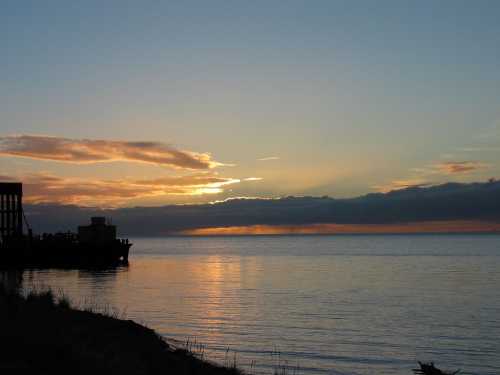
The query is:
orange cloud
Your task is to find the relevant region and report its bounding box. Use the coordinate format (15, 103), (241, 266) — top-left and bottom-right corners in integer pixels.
(1, 173), (240, 206)
(0, 135), (223, 170)
(373, 179), (430, 193)
(376, 160), (488, 193)
(134, 175), (239, 187)
(434, 161), (487, 174)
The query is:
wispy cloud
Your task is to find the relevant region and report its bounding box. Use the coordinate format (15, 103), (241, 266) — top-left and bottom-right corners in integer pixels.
(134, 175), (239, 187)
(377, 160), (488, 193)
(258, 156), (280, 161)
(243, 177), (263, 181)
(475, 123), (500, 141)
(373, 179), (431, 193)
(434, 161), (487, 174)
(0, 135), (224, 170)
(1, 172), (241, 206)
(459, 146), (500, 153)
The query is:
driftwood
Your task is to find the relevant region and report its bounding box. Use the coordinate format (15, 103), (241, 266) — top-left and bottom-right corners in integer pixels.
(413, 362), (460, 375)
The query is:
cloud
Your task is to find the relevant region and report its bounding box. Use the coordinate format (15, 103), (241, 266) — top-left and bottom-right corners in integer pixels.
(475, 123), (500, 141)
(134, 175), (239, 187)
(0, 135), (224, 170)
(258, 156), (280, 161)
(459, 147), (500, 152)
(22, 180), (500, 235)
(380, 160), (489, 192)
(434, 161), (487, 174)
(373, 179), (430, 193)
(412, 161), (487, 176)
(243, 177), (263, 181)
(2, 172), (240, 206)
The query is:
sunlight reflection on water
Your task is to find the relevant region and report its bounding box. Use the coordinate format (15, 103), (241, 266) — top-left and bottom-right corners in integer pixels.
(21, 235), (500, 375)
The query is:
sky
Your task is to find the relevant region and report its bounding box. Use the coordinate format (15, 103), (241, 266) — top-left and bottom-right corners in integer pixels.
(1, 1), (500, 207)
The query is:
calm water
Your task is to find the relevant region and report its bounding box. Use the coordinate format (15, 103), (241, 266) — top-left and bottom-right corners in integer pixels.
(19, 235), (500, 375)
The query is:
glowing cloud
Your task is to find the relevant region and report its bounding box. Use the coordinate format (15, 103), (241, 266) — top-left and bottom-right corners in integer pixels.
(134, 175), (240, 187)
(1, 173), (241, 206)
(378, 160), (489, 192)
(434, 161), (487, 174)
(374, 179), (430, 193)
(0, 135), (224, 170)
(258, 156), (280, 161)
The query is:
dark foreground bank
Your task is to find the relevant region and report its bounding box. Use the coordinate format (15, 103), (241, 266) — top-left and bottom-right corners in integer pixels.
(0, 287), (240, 375)
(0, 287), (461, 375)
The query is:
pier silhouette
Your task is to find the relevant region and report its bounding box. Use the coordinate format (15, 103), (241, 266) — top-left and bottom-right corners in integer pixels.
(0, 182), (130, 268)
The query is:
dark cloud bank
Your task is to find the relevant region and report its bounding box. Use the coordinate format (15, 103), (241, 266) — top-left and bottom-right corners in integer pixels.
(25, 180), (500, 236)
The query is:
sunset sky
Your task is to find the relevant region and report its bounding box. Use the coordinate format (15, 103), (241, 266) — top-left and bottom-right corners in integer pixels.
(2, 1), (500, 207)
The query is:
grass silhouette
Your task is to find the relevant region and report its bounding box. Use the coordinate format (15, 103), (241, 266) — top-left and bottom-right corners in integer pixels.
(0, 286), (242, 375)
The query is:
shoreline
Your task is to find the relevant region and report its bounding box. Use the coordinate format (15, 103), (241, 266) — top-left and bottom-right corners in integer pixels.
(0, 285), (462, 375)
(0, 286), (241, 375)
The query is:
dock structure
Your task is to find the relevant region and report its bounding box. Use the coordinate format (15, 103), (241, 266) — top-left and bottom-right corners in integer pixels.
(0, 183), (23, 242)
(0, 182), (131, 267)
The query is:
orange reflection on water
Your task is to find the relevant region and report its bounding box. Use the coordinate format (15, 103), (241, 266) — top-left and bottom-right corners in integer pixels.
(180, 221), (500, 236)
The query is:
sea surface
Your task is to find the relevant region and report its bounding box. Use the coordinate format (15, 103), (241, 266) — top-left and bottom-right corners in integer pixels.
(19, 235), (500, 375)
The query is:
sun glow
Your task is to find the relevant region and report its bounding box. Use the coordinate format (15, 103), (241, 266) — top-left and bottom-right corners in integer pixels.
(179, 221), (500, 236)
